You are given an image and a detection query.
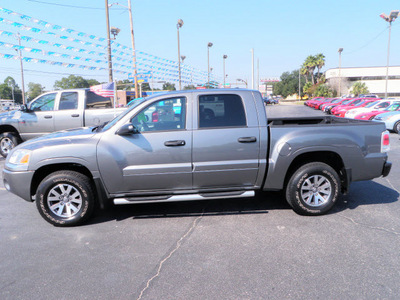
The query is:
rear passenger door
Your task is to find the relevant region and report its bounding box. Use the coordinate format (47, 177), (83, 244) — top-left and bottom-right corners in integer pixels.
(53, 91), (83, 131)
(192, 93), (260, 189)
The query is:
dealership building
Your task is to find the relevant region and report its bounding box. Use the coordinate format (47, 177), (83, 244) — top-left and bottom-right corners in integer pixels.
(325, 66), (400, 97)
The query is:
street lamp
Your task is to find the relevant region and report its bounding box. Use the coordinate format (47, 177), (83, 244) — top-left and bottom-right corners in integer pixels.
(223, 55), (228, 88)
(380, 10), (399, 99)
(207, 42), (213, 87)
(338, 48), (343, 97)
(237, 78), (248, 88)
(177, 19), (184, 90)
(110, 27), (120, 39)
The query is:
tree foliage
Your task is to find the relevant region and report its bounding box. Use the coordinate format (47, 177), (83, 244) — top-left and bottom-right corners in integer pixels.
(273, 70), (306, 98)
(27, 82), (45, 100)
(54, 75), (99, 90)
(0, 77), (23, 103)
(162, 82), (176, 91)
(351, 82), (369, 96)
(183, 84), (196, 90)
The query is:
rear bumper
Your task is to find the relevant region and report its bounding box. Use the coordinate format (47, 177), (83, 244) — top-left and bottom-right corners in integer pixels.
(382, 161), (392, 177)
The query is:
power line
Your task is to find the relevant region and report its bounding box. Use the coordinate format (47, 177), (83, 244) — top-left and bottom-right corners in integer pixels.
(26, 0), (123, 10)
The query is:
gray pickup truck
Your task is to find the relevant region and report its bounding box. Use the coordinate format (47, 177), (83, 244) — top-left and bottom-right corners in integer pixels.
(3, 89), (391, 226)
(0, 89), (125, 157)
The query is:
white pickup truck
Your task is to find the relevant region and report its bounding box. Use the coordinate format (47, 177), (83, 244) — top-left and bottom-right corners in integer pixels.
(0, 89), (125, 157)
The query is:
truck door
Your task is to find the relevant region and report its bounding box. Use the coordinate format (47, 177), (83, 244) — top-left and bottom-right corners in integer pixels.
(97, 96), (192, 194)
(192, 93), (260, 189)
(18, 92), (56, 140)
(53, 91), (83, 131)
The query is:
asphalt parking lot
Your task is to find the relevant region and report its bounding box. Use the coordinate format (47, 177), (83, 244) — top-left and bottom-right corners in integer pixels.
(1, 104), (400, 299)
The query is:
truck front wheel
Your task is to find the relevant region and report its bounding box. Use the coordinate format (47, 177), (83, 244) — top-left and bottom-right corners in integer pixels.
(0, 132), (19, 158)
(36, 171), (95, 226)
(285, 162), (340, 216)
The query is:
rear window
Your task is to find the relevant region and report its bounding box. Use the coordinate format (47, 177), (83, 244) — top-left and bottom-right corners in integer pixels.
(85, 91), (112, 109)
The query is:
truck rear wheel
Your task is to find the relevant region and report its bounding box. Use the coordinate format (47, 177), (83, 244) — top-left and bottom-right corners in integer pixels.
(36, 171), (95, 226)
(0, 132), (19, 158)
(285, 162), (340, 216)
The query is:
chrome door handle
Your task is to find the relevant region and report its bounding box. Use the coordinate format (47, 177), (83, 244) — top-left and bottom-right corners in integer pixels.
(164, 140), (186, 147)
(238, 136), (257, 143)
(44, 115), (53, 119)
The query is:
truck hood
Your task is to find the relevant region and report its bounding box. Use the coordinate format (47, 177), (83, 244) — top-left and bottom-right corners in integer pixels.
(14, 127), (97, 151)
(0, 110), (19, 122)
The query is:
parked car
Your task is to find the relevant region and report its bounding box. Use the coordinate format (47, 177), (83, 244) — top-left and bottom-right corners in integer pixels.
(331, 98), (368, 115)
(355, 102), (400, 120)
(345, 100), (394, 119)
(0, 89), (126, 158)
(320, 98), (343, 111)
(3, 89), (391, 226)
(314, 98), (340, 110)
(305, 97), (325, 107)
(372, 102), (400, 132)
(333, 99), (378, 118)
(324, 98), (353, 114)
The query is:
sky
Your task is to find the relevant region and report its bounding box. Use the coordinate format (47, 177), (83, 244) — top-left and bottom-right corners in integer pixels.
(0, 0), (399, 92)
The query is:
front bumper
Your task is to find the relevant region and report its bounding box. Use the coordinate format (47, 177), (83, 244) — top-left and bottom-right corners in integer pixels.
(3, 168), (34, 202)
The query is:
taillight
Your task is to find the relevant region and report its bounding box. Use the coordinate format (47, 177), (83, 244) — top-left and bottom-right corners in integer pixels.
(381, 131), (390, 152)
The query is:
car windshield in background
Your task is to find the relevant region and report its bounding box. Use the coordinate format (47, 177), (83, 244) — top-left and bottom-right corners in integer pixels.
(365, 101), (379, 107)
(101, 97), (147, 131)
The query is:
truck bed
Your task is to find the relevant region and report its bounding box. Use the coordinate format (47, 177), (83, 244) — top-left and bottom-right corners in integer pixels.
(268, 116), (375, 126)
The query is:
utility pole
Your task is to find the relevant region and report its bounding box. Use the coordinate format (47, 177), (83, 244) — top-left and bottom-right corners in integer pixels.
(16, 33), (26, 105)
(338, 48), (343, 97)
(127, 0), (138, 98)
(251, 48), (254, 89)
(105, 0), (113, 82)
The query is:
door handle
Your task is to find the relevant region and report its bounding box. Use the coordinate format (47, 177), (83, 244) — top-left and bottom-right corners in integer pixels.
(44, 115), (52, 119)
(164, 140), (186, 147)
(238, 136), (257, 143)
(71, 114), (79, 117)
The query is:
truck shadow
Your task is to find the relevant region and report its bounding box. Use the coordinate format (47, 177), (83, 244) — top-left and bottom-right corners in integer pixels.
(88, 181), (398, 225)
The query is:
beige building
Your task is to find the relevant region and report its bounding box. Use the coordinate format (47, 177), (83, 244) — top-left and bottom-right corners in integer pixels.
(325, 66), (400, 97)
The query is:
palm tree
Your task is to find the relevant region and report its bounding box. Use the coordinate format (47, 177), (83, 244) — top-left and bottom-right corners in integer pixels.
(315, 53), (326, 82)
(300, 67), (309, 83)
(303, 55), (317, 85)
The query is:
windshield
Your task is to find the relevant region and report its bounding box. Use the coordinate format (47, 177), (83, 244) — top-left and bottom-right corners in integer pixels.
(330, 99), (341, 104)
(385, 102), (400, 111)
(342, 100), (351, 105)
(101, 97), (147, 131)
(365, 101), (378, 108)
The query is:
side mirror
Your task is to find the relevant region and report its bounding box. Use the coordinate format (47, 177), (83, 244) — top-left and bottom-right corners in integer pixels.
(116, 123), (138, 136)
(20, 104), (28, 112)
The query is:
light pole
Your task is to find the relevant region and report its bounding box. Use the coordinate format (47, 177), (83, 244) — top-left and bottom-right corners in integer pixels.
(177, 19), (184, 90)
(109, 1), (139, 98)
(105, 0), (113, 82)
(207, 42), (213, 87)
(338, 48), (343, 97)
(251, 48), (254, 89)
(223, 55), (227, 88)
(237, 78), (248, 88)
(380, 10), (399, 99)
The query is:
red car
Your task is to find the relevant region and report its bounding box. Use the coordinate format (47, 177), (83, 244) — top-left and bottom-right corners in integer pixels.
(324, 98), (354, 114)
(333, 99), (379, 118)
(315, 98), (340, 110)
(320, 98), (344, 111)
(304, 97), (325, 107)
(331, 98), (368, 115)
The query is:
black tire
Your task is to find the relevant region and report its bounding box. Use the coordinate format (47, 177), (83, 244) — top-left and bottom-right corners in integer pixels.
(36, 171), (95, 226)
(285, 162), (340, 216)
(393, 121), (400, 133)
(0, 132), (20, 158)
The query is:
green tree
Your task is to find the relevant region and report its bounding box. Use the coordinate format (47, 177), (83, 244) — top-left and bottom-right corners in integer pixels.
(351, 82), (369, 96)
(0, 83), (12, 99)
(162, 82), (176, 91)
(303, 55), (317, 85)
(27, 82), (45, 100)
(314, 84), (334, 97)
(303, 82), (313, 97)
(141, 83), (151, 91)
(273, 70), (306, 98)
(54, 75), (99, 90)
(183, 84), (196, 90)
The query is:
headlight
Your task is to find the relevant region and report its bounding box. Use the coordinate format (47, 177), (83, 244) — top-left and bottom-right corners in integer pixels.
(8, 149), (31, 165)
(374, 116), (382, 120)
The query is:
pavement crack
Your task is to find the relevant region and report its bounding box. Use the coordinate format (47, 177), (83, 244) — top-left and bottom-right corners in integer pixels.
(136, 212), (204, 300)
(385, 177), (400, 194)
(338, 214), (400, 236)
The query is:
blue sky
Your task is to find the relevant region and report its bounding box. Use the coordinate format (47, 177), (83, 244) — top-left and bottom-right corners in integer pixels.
(0, 0), (399, 91)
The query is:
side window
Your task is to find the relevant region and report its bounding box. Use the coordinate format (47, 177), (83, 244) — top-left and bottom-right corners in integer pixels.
(30, 93), (56, 111)
(86, 91), (112, 109)
(131, 97), (186, 132)
(59, 92), (78, 110)
(377, 102), (389, 108)
(199, 94), (246, 128)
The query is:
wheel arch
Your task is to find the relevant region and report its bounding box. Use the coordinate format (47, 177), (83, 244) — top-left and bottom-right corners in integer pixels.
(0, 124), (21, 137)
(283, 151), (347, 193)
(31, 163), (110, 208)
